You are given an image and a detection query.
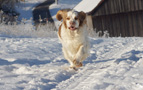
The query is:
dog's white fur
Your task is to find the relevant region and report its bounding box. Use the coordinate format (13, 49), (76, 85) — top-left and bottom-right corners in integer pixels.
(56, 9), (90, 68)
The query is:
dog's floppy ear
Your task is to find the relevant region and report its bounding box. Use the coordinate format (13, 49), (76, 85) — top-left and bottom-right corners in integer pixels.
(56, 10), (63, 21)
(79, 11), (86, 21)
(79, 11), (86, 26)
(56, 9), (71, 21)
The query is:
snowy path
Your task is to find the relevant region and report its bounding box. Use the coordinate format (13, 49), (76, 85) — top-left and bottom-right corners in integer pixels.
(0, 37), (143, 90)
(54, 38), (143, 90)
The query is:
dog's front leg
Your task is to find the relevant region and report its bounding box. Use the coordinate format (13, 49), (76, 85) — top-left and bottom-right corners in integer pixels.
(73, 45), (85, 67)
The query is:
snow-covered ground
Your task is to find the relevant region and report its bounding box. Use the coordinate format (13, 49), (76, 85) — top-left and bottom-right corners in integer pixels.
(0, 0), (143, 90)
(0, 37), (143, 90)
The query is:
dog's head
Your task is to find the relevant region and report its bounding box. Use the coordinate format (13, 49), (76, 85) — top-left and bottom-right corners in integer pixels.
(56, 9), (86, 31)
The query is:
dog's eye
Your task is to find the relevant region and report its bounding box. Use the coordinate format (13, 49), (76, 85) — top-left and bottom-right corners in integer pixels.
(66, 17), (70, 20)
(75, 17), (78, 20)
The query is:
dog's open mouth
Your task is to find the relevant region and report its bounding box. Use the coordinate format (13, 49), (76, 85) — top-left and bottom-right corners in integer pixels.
(68, 26), (77, 31)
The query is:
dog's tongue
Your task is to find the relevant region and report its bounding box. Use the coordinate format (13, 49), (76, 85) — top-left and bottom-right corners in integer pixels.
(69, 26), (76, 31)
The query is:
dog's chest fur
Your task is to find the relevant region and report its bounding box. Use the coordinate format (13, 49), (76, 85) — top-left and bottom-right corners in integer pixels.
(60, 24), (86, 54)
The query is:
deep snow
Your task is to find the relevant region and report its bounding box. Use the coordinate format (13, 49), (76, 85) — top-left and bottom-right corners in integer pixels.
(0, 0), (143, 90)
(0, 37), (143, 90)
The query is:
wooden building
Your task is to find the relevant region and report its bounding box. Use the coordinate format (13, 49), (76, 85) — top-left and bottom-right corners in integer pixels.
(74, 0), (143, 37)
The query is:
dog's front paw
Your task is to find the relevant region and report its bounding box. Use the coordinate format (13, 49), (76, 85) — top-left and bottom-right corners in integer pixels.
(69, 66), (78, 71)
(73, 60), (83, 68)
(76, 62), (83, 68)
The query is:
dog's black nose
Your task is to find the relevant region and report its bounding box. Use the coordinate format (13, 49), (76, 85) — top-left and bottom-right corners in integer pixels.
(70, 21), (75, 25)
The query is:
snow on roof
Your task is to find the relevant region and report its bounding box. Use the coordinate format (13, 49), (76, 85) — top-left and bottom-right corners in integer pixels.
(74, 0), (102, 13)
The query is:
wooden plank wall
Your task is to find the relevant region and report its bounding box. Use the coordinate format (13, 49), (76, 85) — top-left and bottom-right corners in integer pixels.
(93, 11), (143, 37)
(94, 0), (143, 16)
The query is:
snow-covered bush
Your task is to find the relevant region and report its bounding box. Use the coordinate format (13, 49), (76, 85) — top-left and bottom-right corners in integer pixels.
(0, 0), (20, 24)
(88, 28), (109, 38)
(0, 19), (57, 38)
